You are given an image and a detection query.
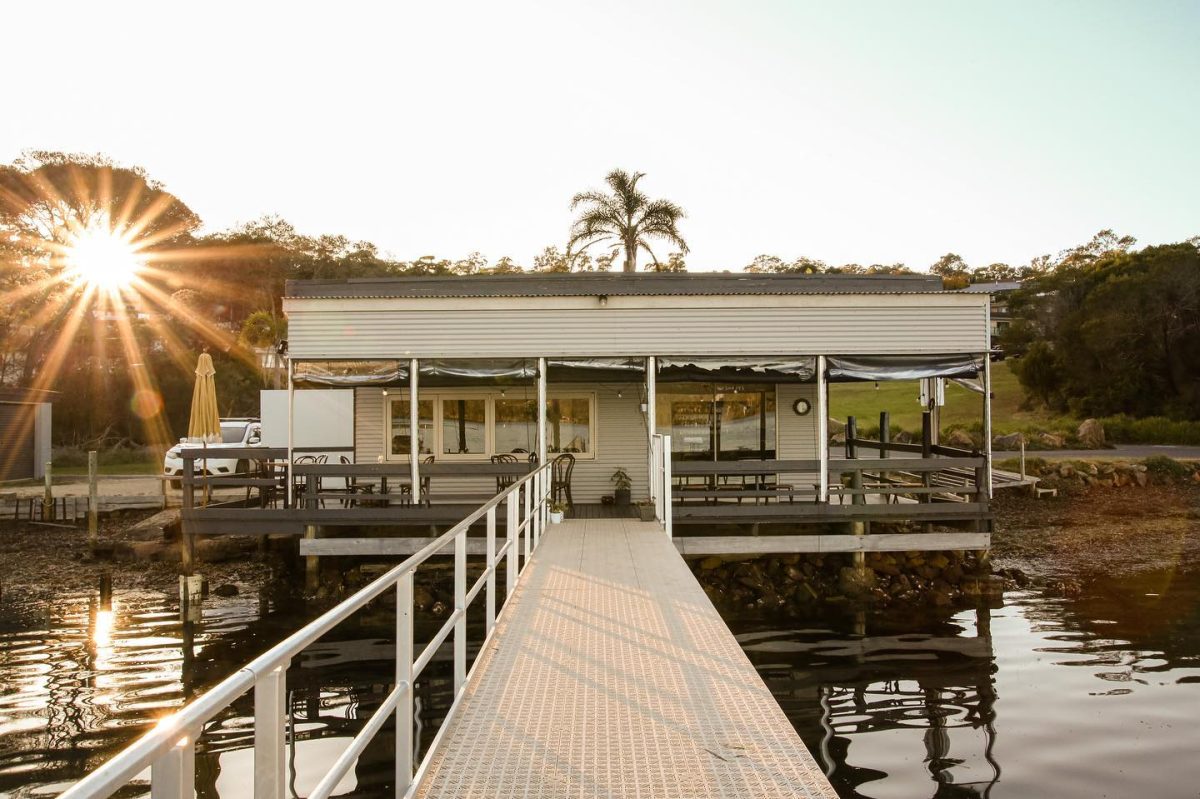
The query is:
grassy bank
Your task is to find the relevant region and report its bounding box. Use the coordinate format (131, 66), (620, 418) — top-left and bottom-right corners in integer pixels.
(829, 360), (1075, 436)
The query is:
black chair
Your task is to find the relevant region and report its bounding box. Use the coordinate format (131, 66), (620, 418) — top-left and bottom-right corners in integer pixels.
(550, 453), (575, 508)
(292, 455), (317, 505)
(400, 455), (434, 506)
(491, 453), (518, 494)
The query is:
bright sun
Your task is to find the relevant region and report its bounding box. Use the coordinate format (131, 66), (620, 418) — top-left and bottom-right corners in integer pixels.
(64, 221), (145, 291)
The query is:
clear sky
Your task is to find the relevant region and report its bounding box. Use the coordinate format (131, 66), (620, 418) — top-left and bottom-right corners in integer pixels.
(3, 0), (1197, 271)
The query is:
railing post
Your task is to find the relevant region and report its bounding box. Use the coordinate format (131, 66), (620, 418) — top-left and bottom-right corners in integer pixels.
(879, 411), (889, 458)
(396, 572), (414, 794)
(846, 416), (857, 459)
(505, 494), (517, 596)
(151, 734), (195, 799)
(453, 530), (466, 694)
(485, 506), (497, 634)
(662, 435), (673, 539)
(817, 355), (828, 504)
(523, 480), (531, 563)
(254, 663), (289, 799)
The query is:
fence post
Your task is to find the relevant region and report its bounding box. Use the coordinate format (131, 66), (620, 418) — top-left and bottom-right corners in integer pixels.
(254, 662), (288, 799)
(878, 412), (889, 458)
(150, 734), (195, 799)
(181, 456), (195, 575)
(845, 417), (857, 459)
(43, 461), (53, 522)
(396, 572), (414, 794)
(486, 506), (497, 634)
(88, 451), (98, 546)
(454, 530), (466, 694)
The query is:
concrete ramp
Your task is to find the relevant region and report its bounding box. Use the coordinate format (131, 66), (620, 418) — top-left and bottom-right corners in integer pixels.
(416, 518), (836, 798)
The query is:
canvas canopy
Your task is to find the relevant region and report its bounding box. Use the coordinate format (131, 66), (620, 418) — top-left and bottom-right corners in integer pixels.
(657, 357), (817, 383)
(825, 354), (983, 382)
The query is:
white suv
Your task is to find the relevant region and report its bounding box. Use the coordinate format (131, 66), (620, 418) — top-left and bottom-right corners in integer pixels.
(164, 418), (265, 487)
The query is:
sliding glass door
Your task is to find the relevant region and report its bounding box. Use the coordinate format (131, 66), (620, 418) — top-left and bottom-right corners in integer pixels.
(656, 384), (776, 461)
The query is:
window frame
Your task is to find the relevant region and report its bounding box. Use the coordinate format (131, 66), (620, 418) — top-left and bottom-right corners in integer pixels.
(383, 390), (597, 462)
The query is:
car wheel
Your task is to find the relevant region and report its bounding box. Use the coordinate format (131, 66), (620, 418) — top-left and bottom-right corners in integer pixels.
(236, 459), (249, 476)
(170, 479), (182, 490)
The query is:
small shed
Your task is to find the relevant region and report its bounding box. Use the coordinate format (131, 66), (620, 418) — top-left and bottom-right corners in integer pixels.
(0, 388), (55, 482)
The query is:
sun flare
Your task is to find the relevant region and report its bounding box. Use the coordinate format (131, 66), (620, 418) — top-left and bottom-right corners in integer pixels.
(64, 220), (145, 291)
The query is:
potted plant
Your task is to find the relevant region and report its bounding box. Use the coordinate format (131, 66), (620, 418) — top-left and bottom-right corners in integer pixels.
(610, 468), (632, 506)
(548, 500), (567, 524)
(635, 497), (657, 522)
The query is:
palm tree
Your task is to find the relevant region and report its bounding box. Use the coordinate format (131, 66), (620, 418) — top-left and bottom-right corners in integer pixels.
(568, 170), (688, 273)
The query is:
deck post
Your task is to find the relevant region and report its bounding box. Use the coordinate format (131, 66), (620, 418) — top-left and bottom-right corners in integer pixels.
(486, 505), (497, 633)
(181, 455), (195, 574)
(396, 571), (414, 793)
(845, 416), (857, 459)
(409, 358), (420, 497)
(304, 525), (319, 592)
(983, 352), (993, 499)
(537, 357), (547, 466)
(646, 356), (657, 502)
(286, 358), (294, 508)
(816, 356), (828, 503)
(454, 529), (467, 694)
(253, 662), (288, 799)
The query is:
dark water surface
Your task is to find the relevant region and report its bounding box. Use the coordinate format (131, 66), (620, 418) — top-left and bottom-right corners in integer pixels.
(1, 562), (1197, 798)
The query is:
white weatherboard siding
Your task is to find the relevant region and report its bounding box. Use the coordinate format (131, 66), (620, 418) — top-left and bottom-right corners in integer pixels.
(283, 294), (989, 359)
(776, 383), (820, 493)
(353, 383), (649, 504)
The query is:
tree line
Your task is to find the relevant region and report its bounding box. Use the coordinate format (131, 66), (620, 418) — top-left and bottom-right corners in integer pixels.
(2, 150), (1196, 448)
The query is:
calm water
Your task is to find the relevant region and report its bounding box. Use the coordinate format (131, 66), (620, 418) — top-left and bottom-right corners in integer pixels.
(0, 561), (1197, 798)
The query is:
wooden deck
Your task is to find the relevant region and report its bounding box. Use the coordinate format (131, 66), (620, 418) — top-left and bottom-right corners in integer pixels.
(414, 519), (836, 798)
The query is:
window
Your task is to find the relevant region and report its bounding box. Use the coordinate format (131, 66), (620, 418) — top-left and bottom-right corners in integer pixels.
(385, 392), (595, 460)
(547, 397), (592, 455)
(389, 399), (433, 457)
(441, 398), (487, 456)
(494, 398), (537, 453)
(655, 383), (776, 461)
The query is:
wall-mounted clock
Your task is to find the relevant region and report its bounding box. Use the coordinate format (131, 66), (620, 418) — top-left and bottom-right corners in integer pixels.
(792, 398), (811, 416)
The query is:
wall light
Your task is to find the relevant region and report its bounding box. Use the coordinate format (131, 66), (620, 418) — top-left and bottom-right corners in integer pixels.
(598, 294), (608, 307)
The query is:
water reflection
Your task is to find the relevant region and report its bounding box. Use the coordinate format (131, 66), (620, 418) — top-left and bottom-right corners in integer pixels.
(2, 562), (1198, 798)
(732, 562), (1200, 799)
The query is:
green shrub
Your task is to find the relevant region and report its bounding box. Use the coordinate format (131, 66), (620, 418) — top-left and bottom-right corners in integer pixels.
(1102, 415), (1200, 446)
(1143, 456), (1194, 480)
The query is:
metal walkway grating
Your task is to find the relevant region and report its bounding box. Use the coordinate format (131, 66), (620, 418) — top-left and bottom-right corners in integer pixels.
(416, 518), (836, 798)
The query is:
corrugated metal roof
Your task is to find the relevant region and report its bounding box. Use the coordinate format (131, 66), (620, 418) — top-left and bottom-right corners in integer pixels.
(285, 272), (946, 299)
(959, 281), (1022, 293)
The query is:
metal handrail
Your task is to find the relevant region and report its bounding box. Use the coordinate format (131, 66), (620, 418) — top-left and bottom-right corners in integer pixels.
(59, 461), (554, 799)
(649, 434), (672, 538)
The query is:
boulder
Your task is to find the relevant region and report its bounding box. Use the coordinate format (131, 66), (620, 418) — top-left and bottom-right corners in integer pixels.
(1038, 432), (1067, 449)
(944, 429), (975, 450)
(1077, 418), (1106, 449)
(827, 417), (847, 435)
(212, 583), (239, 597)
(893, 430), (915, 444)
(993, 432), (1026, 450)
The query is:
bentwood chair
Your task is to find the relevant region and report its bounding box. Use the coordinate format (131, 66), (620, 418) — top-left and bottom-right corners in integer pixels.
(550, 453), (576, 508)
(491, 453), (519, 494)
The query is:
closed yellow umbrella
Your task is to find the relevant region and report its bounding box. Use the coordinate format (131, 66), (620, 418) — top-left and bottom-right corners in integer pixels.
(188, 352), (221, 442)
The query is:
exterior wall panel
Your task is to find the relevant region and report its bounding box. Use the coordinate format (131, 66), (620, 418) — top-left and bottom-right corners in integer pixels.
(352, 383), (649, 504)
(776, 383), (820, 491)
(285, 296), (988, 359)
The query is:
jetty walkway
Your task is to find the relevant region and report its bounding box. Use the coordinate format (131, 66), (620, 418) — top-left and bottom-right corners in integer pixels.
(417, 518), (835, 798)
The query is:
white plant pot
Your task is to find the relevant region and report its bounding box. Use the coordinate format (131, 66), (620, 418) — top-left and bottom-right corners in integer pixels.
(549, 510), (564, 524)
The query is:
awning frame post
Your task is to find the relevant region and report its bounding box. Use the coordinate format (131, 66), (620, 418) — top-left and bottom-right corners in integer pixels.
(537, 358), (547, 466)
(646, 356), (657, 502)
(409, 358), (420, 499)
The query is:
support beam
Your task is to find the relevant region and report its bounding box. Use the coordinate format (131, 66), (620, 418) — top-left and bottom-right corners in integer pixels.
(673, 532), (991, 556)
(536, 357), (547, 465)
(816, 355), (828, 503)
(410, 358), (420, 497)
(983, 351), (993, 499)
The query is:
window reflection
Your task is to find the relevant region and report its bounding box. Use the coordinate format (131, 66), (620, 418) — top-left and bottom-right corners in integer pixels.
(390, 399), (433, 456)
(441, 399), (486, 455)
(655, 384), (775, 460)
